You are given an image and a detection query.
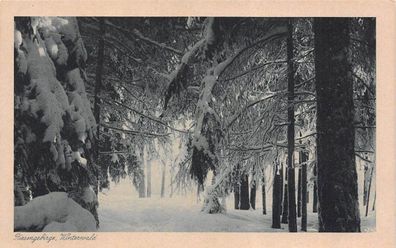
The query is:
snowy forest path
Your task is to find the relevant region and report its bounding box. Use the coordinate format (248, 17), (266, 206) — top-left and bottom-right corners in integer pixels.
(97, 180), (326, 232)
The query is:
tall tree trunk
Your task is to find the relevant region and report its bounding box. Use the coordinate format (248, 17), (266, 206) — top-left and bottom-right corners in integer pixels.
(234, 164), (240, 209)
(365, 167), (374, 217)
(272, 164), (282, 229)
(240, 174), (250, 210)
(313, 164), (318, 213)
(262, 176), (267, 215)
(279, 163), (284, 216)
(281, 183), (289, 224)
(297, 167), (302, 217)
(301, 151), (308, 231)
(282, 162), (289, 223)
(286, 19), (297, 232)
(250, 179), (256, 210)
(314, 18), (361, 232)
(161, 162), (166, 198)
(363, 166), (368, 206)
(234, 183), (240, 209)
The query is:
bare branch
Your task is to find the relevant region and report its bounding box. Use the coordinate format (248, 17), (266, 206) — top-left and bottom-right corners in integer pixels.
(355, 153), (374, 163)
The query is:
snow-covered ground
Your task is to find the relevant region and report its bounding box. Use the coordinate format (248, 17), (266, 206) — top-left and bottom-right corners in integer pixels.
(97, 179), (375, 232)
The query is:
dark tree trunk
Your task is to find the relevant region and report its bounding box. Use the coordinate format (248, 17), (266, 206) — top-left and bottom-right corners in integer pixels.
(234, 164), (240, 209)
(372, 192), (376, 211)
(279, 163), (284, 216)
(363, 166), (368, 206)
(234, 185), (240, 209)
(286, 19), (297, 232)
(365, 167), (374, 217)
(262, 177), (267, 215)
(314, 18), (361, 232)
(234, 184), (240, 210)
(281, 183), (289, 224)
(301, 152), (308, 231)
(272, 165), (282, 229)
(282, 164), (288, 222)
(250, 180), (256, 210)
(240, 174), (250, 210)
(313, 164), (318, 213)
(297, 167), (302, 218)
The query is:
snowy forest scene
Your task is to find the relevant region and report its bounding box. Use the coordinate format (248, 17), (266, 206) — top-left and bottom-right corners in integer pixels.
(14, 17), (376, 233)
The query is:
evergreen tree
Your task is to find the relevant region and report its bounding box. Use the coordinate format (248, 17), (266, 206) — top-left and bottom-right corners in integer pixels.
(314, 18), (361, 232)
(14, 17), (99, 229)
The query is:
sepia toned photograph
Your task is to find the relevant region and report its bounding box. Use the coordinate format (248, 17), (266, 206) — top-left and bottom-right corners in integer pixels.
(12, 16), (376, 233)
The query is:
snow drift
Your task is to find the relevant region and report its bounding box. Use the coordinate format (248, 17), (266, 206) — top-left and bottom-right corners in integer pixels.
(14, 192), (97, 232)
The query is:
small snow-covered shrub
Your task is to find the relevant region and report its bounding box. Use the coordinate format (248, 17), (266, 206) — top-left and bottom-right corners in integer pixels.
(201, 186), (226, 214)
(14, 192), (97, 232)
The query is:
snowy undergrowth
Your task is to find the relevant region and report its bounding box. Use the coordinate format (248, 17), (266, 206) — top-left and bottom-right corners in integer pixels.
(97, 179), (375, 232)
(15, 192), (97, 232)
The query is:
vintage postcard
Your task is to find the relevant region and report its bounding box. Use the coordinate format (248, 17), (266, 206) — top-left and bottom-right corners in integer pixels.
(0, 0), (395, 247)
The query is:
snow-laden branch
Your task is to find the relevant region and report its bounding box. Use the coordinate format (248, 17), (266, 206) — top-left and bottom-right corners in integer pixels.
(222, 59), (287, 82)
(194, 25), (288, 135)
(295, 91), (316, 98)
(227, 144), (273, 152)
(99, 150), (131, 155)
(101, 123), (170, 137)
(226, 91), (285, 130)
(104, 38), (142, 63)
(163, 38), (206, 110)
(132, 28), (184, 55)
(102, 97), (190, 134)
(97, 18), (183, 56)
(214, 25), (288, 79)
(295, 132), (317, 141)
(292, 76), (315, 90)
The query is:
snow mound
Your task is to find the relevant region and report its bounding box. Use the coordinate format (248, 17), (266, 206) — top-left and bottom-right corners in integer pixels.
(14, 192), (97, 232)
